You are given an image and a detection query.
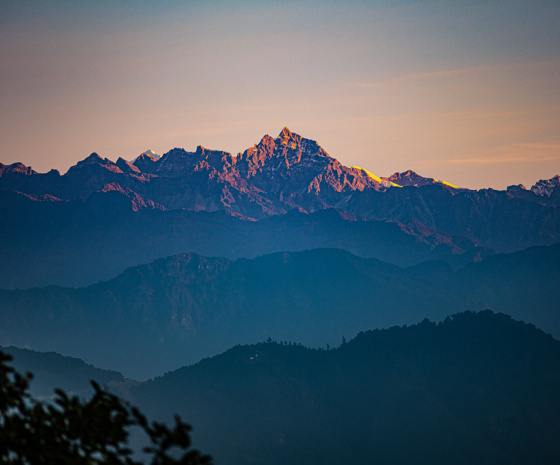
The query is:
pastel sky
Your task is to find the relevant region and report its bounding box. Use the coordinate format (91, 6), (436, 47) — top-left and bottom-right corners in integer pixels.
(1, 0), (559, 189)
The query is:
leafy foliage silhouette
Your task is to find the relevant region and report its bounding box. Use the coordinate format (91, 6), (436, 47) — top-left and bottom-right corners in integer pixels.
(0, 351), (212, 464)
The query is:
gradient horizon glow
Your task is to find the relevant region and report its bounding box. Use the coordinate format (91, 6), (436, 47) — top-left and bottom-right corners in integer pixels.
(1, 0), (559, 189)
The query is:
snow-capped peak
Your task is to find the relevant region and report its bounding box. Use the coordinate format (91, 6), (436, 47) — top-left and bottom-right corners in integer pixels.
(132, 150), (161, 163)
(531, 175), (560, 197)
(387, 170), (459, 189)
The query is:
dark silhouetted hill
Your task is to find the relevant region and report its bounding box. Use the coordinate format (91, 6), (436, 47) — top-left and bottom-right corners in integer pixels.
(0, 346), (127, 398)
(132, 311), (560, 465)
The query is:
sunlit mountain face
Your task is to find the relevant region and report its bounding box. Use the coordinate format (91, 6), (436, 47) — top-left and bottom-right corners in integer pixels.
(4, 128), (558, 217)
(0, 127), (456, 217)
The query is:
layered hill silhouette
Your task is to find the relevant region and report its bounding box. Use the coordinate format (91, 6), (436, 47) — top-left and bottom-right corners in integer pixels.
(0, 192), (489, 289)
(0, 346), (126, 398)
(4, 311), (560, 464)
(1, 245), (559, 379)
(132, 311), (560, 465)
(2, 128), (560, 288)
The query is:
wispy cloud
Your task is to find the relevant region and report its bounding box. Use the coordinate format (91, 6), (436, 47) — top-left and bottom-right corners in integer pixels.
(402, 59), (560, 82)
(421, 143), (560, 167)
(352, 59), (560, 89)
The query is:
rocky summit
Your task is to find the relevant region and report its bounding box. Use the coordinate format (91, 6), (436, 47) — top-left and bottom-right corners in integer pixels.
(3, 128), (558, 221)
(0, 128), (450, 218)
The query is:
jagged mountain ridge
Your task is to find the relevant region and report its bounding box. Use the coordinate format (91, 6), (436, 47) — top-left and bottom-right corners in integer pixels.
(386, 169), (459, 188)
(0, 128), (452, 218)
(132, 149), (160, 164)
(2, 128), (558, 217)
(531, 174), (560, 197)
(4, 127), (558, 211)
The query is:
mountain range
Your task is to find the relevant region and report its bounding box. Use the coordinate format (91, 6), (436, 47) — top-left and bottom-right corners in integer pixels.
(1, 244), (559, 379)
(1, 128), (559, 289)
(2, 128), (559, 219)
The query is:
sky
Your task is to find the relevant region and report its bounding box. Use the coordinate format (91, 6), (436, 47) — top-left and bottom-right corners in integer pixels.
(1, 0), (559, 190)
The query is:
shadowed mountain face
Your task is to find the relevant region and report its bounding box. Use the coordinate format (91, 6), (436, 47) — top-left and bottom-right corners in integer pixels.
(132, 311), (560, 465)
(346, 184), (560, 252)
(1, 245), (559, 379)
(0, 191), (490, 289)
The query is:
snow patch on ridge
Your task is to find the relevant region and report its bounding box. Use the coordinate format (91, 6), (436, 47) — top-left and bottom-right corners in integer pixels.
(352, 167), (401, 188)
(531, 175), (560, 197)
(434, 178), (459, 189)
(132, 150), (161, 163)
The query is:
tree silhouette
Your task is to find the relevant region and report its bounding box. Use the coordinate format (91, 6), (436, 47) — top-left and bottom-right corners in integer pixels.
(0, 351), (212, 464)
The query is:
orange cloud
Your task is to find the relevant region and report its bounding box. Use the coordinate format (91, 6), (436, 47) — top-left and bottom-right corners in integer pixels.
(352, 59), (560, 89)
(421, 143), (560, 166)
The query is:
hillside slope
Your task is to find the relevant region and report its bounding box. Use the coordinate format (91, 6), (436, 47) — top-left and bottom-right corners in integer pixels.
(133, 311), (560, 465)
